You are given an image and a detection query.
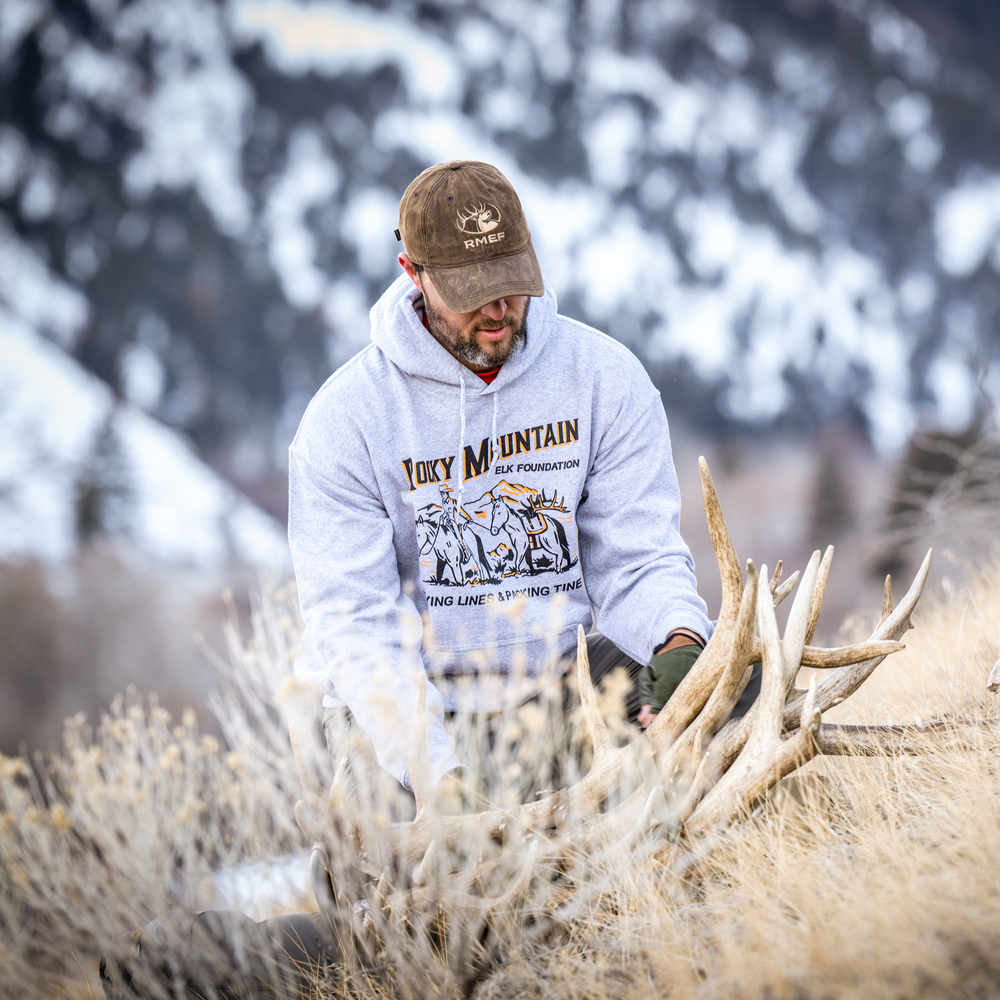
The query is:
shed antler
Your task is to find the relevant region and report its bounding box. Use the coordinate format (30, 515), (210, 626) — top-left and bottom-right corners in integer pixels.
(301, 457), (991, 985)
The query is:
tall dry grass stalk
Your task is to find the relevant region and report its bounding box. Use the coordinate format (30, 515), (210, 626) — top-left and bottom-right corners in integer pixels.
(2, 565), (1000, 999)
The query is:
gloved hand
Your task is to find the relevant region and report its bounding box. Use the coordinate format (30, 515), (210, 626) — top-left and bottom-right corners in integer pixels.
(638, 635), (703, 727)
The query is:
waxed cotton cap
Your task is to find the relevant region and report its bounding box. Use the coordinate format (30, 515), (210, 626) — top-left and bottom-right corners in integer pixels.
(397, 160), (544, 312)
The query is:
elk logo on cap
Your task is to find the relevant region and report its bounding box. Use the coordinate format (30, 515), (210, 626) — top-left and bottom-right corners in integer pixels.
(457, 202), (501, 235)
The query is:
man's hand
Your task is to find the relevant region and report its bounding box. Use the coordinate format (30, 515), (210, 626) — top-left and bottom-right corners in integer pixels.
(638, 631), (705, 728)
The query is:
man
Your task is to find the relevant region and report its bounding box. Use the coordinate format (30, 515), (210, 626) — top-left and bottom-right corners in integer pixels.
(288, 160), (712, 792)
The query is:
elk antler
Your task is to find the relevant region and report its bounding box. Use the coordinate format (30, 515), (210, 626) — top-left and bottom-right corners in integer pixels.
(457, 202), (488, 227)
(532, 489), (569, 512)
(306, 457), (981, 981)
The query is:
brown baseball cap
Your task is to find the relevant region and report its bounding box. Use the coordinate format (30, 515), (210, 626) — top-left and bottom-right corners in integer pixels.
(397, 160), (544, 312)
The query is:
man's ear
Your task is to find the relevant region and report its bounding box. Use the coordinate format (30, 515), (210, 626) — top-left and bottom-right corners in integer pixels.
(398, 253), (422, 290)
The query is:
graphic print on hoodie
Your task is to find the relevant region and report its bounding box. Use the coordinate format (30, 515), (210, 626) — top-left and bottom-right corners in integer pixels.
(410, 467), (579, 590)
(288, 272), (713, 787)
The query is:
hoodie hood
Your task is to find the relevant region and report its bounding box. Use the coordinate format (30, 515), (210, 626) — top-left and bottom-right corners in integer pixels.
(369, 271), (558, 394)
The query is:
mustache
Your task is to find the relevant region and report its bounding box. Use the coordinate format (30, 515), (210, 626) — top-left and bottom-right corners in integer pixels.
(475, 316), (517, 333)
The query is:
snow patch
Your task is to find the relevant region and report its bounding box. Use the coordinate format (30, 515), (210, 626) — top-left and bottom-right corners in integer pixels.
(584, 103), (644, 191)
(339, 186), (399, 280)
(263, 128), (340, 309)
(119, 0), (253, 236)
(124, 62), (253, 236)
(0, 220), (89, 347)
(934, 174), (1000, 277)
(231, 0), (461, 105)
(926, 355), (977, 434)
(0, 309), (289, 569)
(575, 208), (677, 324)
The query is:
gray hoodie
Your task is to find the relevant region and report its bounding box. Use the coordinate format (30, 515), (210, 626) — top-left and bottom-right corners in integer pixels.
(288, 272), (713, 787)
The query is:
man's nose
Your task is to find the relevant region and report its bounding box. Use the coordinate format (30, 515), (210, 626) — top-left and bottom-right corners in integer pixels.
(480, 298), (507, 321)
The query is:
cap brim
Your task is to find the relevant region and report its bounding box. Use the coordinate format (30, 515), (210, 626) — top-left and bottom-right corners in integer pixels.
(424, 241), (544, 313)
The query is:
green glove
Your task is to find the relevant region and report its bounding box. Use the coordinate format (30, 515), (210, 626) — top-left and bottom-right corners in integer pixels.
(642, 644), (703, 713)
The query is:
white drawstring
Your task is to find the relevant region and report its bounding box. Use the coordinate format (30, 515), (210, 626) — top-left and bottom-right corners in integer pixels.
(456, 377), (499, 512)
(491, 391), (498, 462)
(457, 374), (467, 512)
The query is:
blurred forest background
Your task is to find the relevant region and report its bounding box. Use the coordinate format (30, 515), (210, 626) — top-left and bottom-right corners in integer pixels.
(2, 0), (999, 755)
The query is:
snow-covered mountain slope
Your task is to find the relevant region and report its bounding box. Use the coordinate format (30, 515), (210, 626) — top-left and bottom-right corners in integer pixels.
(1, 0), (998, 496)
(226, 0), (995, 449)
(0, 230), (289, 568)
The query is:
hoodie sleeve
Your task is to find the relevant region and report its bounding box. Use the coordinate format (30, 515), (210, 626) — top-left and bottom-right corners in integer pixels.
(574, 357), (714, 665)
(287, 434), (462, 789)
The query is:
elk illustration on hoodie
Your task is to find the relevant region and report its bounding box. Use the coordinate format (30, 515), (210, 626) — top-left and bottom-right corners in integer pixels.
(288, 272), (713, 787)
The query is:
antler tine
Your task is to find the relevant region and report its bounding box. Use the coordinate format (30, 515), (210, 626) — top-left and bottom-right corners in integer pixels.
(310, 844), (337, 920)
(783, 549), (932, 728)
(879, 575), (893, 626)
(699, 456), (743, 617)
(758, 564), (798, 735)
(818, 718), (1000, 755)
(695, 559), (760, 737)
(798, 640), (905, 668)
(662, 560), (760, 765)
(328, 753), (352, 812)
(879, 548), (932, 638)
(725, 674), (823, 830)
(687, 570), (823, 835)
(646, 459), (743, 755)
(748, 637), (903, 667)
(772, 570), (800, 608)
(988, 659), (1000, 695)
(781, 550), (821, 696)
(576, 626), (612, 763)
(803, 546), (834, 646)
(641, 561), (760, 824)
(684, 565), (784, 831)
(769, 561), (783, 593)
(293, 799), (320, 841)
(412, 839), (438, 887)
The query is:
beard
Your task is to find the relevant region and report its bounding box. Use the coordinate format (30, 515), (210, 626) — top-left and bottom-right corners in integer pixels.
(423, 294), (529, 368)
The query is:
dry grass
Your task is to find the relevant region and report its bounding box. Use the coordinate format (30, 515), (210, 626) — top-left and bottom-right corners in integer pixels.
(0, 584), (307, 999)
(2, 563), (1000, 999)
(522, 744), (1000, 1000)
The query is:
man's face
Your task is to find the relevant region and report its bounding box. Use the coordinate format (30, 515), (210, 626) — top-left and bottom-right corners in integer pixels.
(409, 262), (530, 369)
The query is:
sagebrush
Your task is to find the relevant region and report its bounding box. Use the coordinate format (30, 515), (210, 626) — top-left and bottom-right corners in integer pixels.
(2, 561), (999, 999)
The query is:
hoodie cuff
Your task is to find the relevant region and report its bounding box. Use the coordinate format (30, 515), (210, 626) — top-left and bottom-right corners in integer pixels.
(650, 610), (714, 660)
